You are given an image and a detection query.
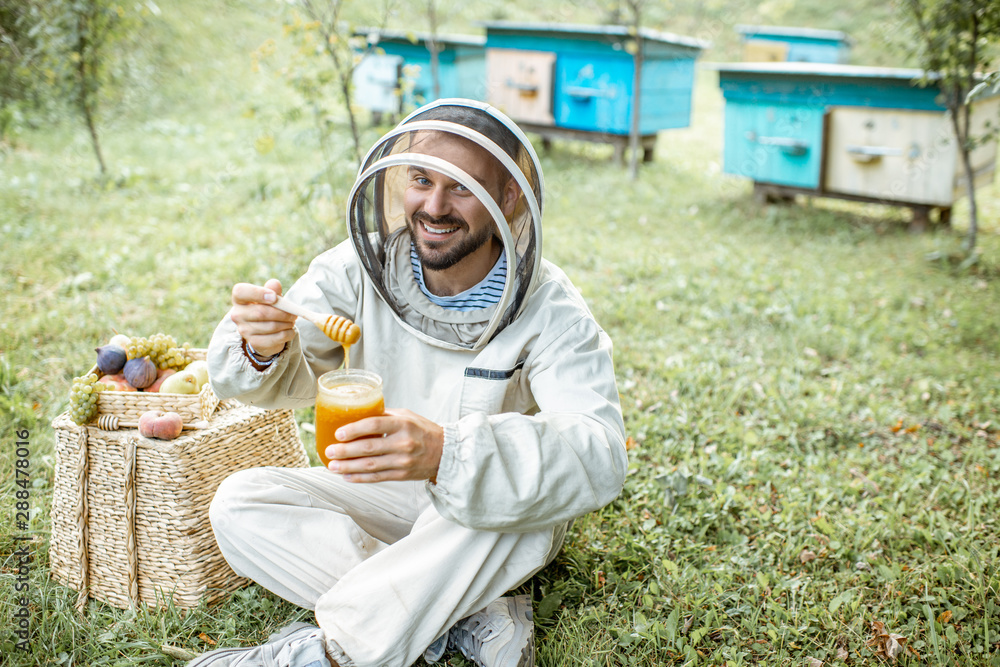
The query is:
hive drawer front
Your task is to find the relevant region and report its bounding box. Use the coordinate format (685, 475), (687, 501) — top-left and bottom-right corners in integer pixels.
(554, 53), (632, 134)
(723, 101), (824, 189)
(485, 48), (555, 125)
(824, 107), (956, 206)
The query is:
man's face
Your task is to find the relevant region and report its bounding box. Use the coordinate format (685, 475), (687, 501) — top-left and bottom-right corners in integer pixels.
(404, 131), (512, 274)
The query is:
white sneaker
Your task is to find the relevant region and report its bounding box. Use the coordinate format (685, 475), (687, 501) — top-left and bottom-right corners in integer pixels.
(187, 622), (329, 667)
(447, 595), (534, 667)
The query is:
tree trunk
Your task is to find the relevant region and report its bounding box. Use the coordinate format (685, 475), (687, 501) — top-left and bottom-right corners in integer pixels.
(627, 19), (643, 180)
(82, 90), (106, 175)
(952, 104), (978, 252)
(428, 0), (441, 100)
(339, 72), (362, 163)
(76, 8), (106, 175)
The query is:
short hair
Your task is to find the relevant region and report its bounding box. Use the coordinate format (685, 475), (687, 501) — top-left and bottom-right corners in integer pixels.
(406, 104), (521, 163)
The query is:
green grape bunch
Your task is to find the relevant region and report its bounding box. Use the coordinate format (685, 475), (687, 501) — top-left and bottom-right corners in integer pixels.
(158, 342), (194, 371)
(69, 373), (106, 425)
(126, 333), (194, 370)
(125, 336), (152, 360)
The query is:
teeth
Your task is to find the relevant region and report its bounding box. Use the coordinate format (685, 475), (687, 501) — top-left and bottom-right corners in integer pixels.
(423, 223), (459, 235)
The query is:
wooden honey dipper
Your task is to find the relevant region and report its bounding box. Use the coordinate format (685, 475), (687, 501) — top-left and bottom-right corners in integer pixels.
(272, 295), (361, 345)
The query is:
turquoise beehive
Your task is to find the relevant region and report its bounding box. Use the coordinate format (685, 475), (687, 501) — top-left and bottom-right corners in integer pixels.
(481, 21), (709, 162)
(736, 25), (853, 65)
(712, 62), (1000, 226)
(354, 29), (486, 112)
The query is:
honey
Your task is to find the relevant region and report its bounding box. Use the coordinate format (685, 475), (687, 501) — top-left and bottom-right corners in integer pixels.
(315, 370), (383, 467)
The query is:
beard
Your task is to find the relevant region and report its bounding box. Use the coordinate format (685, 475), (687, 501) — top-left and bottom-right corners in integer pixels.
(408, 211), (496, 271)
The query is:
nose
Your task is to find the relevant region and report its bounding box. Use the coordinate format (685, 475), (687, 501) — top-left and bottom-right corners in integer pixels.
(423, 184), (451, 218)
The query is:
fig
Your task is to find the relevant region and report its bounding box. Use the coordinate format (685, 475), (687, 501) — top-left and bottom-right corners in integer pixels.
(95, 344), (128, 375)
(123, 356), (157, 389)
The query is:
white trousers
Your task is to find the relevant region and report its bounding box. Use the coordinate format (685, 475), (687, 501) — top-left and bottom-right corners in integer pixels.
(209, 466), (566, 667)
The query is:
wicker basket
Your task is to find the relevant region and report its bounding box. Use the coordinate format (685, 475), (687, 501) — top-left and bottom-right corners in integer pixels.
(50, 401), (310, 610)
(91, 349), (221, 423)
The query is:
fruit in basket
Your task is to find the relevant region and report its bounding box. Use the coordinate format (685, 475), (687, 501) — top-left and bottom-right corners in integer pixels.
(95, 344), (128, 375)
(146, 368), (177, 393)
(124, 336), (152, 361)
(184, 360), (210, 390)
(69, 373), (106, 425)
(138, 410), (184, 440)
(98, 373), (137, 391)
(109, 333), (132, 349)
(158, 370), (199, 394)
(123, 356), (157, 389)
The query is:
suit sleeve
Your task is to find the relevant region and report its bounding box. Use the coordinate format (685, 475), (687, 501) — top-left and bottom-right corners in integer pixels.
(206, 243), (361, 410)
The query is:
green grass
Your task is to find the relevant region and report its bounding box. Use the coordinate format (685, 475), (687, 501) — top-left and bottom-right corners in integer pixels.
(3, 1), (1000, 665)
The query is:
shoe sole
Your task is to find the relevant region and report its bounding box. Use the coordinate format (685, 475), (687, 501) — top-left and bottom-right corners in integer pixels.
(455, 595), (534, 667)
(509, 595), (534, 667)
(186, 622), (321, 667)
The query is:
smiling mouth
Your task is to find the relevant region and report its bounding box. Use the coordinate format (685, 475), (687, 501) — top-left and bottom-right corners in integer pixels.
(421, 221), (460, 235)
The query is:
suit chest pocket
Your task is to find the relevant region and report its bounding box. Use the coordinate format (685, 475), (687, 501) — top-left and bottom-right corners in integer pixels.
(460, 361), (527, 417)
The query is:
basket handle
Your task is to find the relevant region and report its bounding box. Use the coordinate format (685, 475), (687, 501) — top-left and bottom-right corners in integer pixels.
(73, 428), (90, 612)
(124, 437), (139, 608)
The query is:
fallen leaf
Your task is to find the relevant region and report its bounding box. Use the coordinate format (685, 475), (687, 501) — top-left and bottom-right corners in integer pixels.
(837, 647), (848, 660)
(161, 645), (197, 660)
(891, 419), (904, 433)
(937, 610), (953, 624)
(806, 657), (823, 667)
(865, 619), (913, 662)
(799, 549), (817, 564)
(198, 632), (217, 646)
(625, 436), (638, 451)
(886, 634), (905, 660)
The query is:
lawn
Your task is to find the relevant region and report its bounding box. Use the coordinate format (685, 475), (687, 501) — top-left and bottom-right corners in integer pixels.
(2, 1), (1000, 665)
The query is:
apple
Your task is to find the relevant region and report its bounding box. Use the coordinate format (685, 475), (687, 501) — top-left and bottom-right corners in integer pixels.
(98, 374), (137, 392)
(146, 368), (177, 393)
(183, 360), (210, 391)
(138, 410), (184, 440)
(109, 333), (131, 349)
(157, 370), (199, 394)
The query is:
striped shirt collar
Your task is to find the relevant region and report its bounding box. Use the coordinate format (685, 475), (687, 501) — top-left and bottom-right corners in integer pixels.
(410, 243), (507, 312)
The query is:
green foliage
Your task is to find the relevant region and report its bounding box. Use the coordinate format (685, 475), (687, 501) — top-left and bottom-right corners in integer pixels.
(898, 0), (1000, 254)
(38, 0), (148, 173)
(2, 2), (1000, 666)
(0, 2), (48, 142)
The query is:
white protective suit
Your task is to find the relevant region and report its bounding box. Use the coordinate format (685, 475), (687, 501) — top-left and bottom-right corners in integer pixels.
(206, 99), (627, 667)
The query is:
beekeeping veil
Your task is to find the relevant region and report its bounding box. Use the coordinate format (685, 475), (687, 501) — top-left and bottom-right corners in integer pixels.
(348, 99), (544, 351)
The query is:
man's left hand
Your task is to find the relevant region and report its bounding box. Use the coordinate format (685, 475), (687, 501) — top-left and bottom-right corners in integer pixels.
(325, 408), (444, 483)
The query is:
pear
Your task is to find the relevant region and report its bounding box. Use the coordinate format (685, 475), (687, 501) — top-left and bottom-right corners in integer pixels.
(157, 370), (200, 395)
(183, 360), (210, 391)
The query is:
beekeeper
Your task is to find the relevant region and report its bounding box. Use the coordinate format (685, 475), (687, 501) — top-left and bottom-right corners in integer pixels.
(198, 99), (627, 667)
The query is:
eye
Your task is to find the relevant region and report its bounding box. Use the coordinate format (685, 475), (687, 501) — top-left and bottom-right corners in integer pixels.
(454, 183), (470, 193)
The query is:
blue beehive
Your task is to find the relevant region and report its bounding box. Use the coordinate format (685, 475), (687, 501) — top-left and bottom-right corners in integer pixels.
(736, 25), (852, 65)
(354, 29), (485, 112)
(713, 62), (1000, 224)
(481, 21), (709, 161)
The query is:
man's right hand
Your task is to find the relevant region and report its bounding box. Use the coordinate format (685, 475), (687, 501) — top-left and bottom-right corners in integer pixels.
(230, 278), (297, 358)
